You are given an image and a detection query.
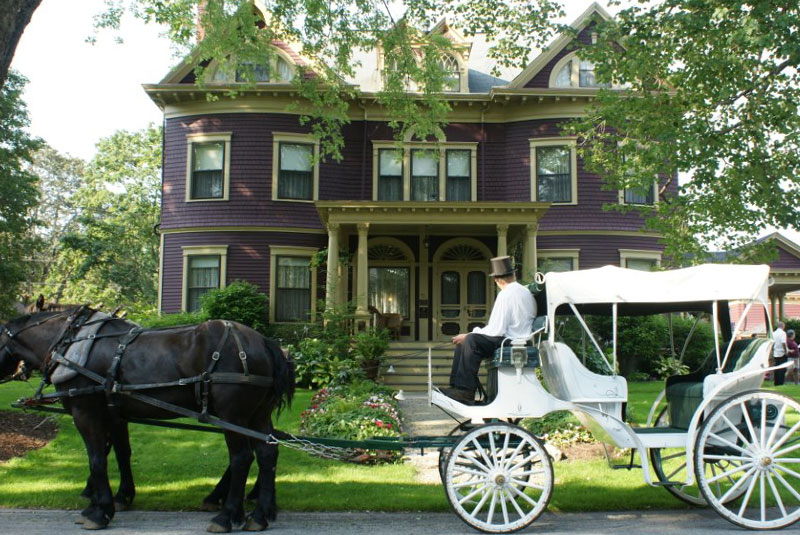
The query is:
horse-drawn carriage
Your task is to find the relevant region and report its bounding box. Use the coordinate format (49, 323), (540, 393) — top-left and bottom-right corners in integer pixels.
(1, 263), (798, 533)
(431, 263), (800, 532)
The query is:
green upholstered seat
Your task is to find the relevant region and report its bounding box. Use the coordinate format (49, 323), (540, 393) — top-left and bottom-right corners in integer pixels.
(665, 338), (767, 429)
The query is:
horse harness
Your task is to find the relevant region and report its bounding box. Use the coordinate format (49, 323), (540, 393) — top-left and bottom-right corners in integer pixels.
(29, 308), (275, 428)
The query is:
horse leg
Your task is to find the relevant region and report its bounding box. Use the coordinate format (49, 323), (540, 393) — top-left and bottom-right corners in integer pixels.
(80, 435), (112, 500)
(207, 432), (253, 533)
(244, 417), (278, 531)
(109, 418), (135, 510)
(73, 409), (115, 530)
(202, 466), (232, 511)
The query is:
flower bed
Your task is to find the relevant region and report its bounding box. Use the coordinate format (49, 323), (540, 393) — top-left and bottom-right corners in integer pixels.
(299, 381), (404, 463)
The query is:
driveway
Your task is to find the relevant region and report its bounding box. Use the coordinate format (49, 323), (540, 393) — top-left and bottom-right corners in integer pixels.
(0, 508), (772, 535)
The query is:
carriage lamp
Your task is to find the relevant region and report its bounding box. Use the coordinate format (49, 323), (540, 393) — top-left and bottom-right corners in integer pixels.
(511, 340), (528, 383)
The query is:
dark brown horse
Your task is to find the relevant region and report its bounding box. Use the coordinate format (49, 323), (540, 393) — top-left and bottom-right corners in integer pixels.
(0, 308), (294, 532)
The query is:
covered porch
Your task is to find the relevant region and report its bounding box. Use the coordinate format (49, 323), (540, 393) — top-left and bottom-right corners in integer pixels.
(316, 201), (549, 341)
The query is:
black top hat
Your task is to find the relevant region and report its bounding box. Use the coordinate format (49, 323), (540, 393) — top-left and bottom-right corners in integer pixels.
(488, 256), (515, 278)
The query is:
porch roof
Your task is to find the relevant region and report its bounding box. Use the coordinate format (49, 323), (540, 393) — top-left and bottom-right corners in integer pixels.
(315, 201), (550, 227)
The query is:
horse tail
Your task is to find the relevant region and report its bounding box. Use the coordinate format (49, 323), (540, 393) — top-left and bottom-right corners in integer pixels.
(264, 336), (295, 416)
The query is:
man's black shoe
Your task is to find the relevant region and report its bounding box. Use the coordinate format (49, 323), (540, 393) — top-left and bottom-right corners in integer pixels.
(441, 387), (475, 404)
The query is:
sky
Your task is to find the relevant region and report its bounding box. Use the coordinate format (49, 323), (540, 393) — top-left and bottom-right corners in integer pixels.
(9, 0), (800, 246)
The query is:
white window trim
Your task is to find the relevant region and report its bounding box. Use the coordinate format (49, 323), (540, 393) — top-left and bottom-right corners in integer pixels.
(548, 51), (616, 89)
(537, 249), (580, 272)
(529, 137), (578, 205)
(269, 246), (318, 323)
(271, 132), (320, 202)
(181, 245), (228, 312)
(379, 48), (469, 94)
(185, 132), (232, 203)
(371, 141), (478, 201)
(619, 249), (662, 269)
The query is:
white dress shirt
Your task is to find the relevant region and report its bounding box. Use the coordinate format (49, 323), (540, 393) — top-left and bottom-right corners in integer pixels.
(774, 327), (788, 358)
(472, 281), (536, 339)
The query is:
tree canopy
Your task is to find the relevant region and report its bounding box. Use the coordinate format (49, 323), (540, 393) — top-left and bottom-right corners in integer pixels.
(567, 0), (800, 262)
(0, 71), (41, 316)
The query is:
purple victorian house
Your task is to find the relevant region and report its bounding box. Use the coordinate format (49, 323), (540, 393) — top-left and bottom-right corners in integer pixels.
(145, 2), (670, 343)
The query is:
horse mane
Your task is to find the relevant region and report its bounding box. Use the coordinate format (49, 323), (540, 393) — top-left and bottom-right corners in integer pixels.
(263, 337), (295, 416)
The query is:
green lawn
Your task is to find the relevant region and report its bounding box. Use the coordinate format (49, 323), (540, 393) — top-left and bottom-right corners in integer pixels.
(1, 379), (798, 513)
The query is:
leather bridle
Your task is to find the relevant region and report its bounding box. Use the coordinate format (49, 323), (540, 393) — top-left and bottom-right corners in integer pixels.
(0, 311), (72, 383)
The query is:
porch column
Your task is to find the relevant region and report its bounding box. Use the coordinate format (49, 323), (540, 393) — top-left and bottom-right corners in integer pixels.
(325, 223), (340, 312)
(779, 293), (785, 321)
(522, 222), (538, 281)
(419, 228), (429, 340)
(496, 224), (508, 257)
(355, 222), (370, 320)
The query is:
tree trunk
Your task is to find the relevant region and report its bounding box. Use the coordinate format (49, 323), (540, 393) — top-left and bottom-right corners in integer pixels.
(0, 0), (43, 91)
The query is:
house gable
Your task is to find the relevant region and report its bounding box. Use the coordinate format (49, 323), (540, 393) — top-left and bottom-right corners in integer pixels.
(506, 2), (612, 90)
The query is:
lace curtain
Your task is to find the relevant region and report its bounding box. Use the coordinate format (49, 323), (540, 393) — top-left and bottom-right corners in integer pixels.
(276, 256), (311, 321)
(537, 146), (571, 202)
(187, 256), (220, 312)
(192, 142), (224, 199)
(278, 143), (313, 199)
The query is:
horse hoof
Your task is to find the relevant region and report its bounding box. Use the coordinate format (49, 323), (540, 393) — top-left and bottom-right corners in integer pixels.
(243, 518), (268, 531)
(114, 500), (129, 512)
(201, 500), (221, 512)
(81, 519), (108, 530)
(75, 515), (87, 525)
(206, 521), (231, 533)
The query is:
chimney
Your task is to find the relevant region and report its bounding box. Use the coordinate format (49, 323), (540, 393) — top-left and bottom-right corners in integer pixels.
(197, 0), (208, 43)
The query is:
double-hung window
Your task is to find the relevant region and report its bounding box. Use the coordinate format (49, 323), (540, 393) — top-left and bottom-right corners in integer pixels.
(275, 256), (311, 321)
(186, 133), (231, 202)
(536, 146), (572, 202)
(624, 186), (655, 205)
(620, 250), (661, 271)
(537, 250), (580, 274)
(278, 143), (314, 200)
(411, 149), (439, 201)
(182, 246), (228, 312)
(378, 149), (403, 201)
(446, 150), (471, 201)
(272, 133), (319, 201)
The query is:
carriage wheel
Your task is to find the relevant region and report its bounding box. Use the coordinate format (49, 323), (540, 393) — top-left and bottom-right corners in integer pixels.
(694, 390), (800, 530)
(650, 407), (746, 506)
(443, 422), (553, 533)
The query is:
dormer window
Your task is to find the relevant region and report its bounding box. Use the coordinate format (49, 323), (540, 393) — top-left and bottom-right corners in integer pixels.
(551, 53), (610, 89)
(440, 54), (461, 92)
(210, 53), (293, 84)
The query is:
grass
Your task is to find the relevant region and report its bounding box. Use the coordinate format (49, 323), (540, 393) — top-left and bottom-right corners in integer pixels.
(0, 379), (799, 513)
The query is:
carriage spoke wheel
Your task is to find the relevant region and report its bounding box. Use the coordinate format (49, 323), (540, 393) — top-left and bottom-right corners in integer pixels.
(694, 390), (800, 530)
(443, 423), (553, 533)
(650, 407), (746, 506)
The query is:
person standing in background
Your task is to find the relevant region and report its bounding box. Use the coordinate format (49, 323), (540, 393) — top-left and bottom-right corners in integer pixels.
(786, 329), (799, 385)
(773, 321), (789, 386)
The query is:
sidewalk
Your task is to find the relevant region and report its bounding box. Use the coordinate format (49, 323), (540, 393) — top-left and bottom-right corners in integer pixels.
(395, 391), (456, 484)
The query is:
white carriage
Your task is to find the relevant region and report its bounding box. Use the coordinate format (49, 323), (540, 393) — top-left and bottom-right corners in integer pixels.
(430, 264), (800, 533)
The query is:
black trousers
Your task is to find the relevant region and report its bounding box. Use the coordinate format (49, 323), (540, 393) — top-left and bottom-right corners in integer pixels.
(449, 333), (505, 392)
(774, 356), (788, 386)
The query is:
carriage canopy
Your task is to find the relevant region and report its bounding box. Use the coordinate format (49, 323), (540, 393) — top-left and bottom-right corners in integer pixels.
(544, 264), (771, 317)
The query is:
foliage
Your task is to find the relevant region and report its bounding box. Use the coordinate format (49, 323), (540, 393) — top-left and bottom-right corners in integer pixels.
(132, 310), (207, 329)
(0, 71), (42, 318)
(352, 328), (391, 363)
(654, 356), (690, 380)
(87, 0), (564, 161)
(299, 382), (403, 463)
(39, 125), (162, 310)
(521, 411), (594, 449)
(566, 1), (800, 261)
(19, 145), (84, 303)
(199, 280), (268, 332)
(291, 337), (362, 389)
(783, 318), (800, 334)
(556, 313), (715, 378)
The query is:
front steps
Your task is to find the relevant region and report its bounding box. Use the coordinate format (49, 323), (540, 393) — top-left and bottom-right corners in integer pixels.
(379, 341), (488, 392)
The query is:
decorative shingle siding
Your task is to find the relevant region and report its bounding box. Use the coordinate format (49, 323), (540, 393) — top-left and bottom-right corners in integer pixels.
(525, 25), (596, 89)
(537, 234), (663, 270)
(161, 231), (325, 313)
(774, 246), (800, 269)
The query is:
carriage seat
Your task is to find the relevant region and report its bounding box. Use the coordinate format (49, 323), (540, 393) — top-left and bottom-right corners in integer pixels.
(484, 316), (545, 402)
(539, 342), (627, 404)
(665, 338), (769, 429)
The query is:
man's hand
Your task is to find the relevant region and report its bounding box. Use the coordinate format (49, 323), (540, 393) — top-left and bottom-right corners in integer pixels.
(452, 333), (468, 345)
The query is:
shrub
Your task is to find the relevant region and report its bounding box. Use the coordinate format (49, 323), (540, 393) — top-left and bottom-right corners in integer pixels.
(784, 318), (800, 333)
(134, 310), (206, 328)
(522, 411), (594, 449)
(200, 281), (268, 333)
(300, 381), (403, 463)
(291, 337), (363, 388)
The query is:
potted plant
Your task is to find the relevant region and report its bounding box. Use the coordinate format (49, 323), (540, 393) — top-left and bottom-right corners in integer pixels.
(353, 328), (390, 381)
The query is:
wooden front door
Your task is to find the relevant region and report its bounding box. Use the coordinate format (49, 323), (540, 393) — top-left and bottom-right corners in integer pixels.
(435, 265), (491, 340)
